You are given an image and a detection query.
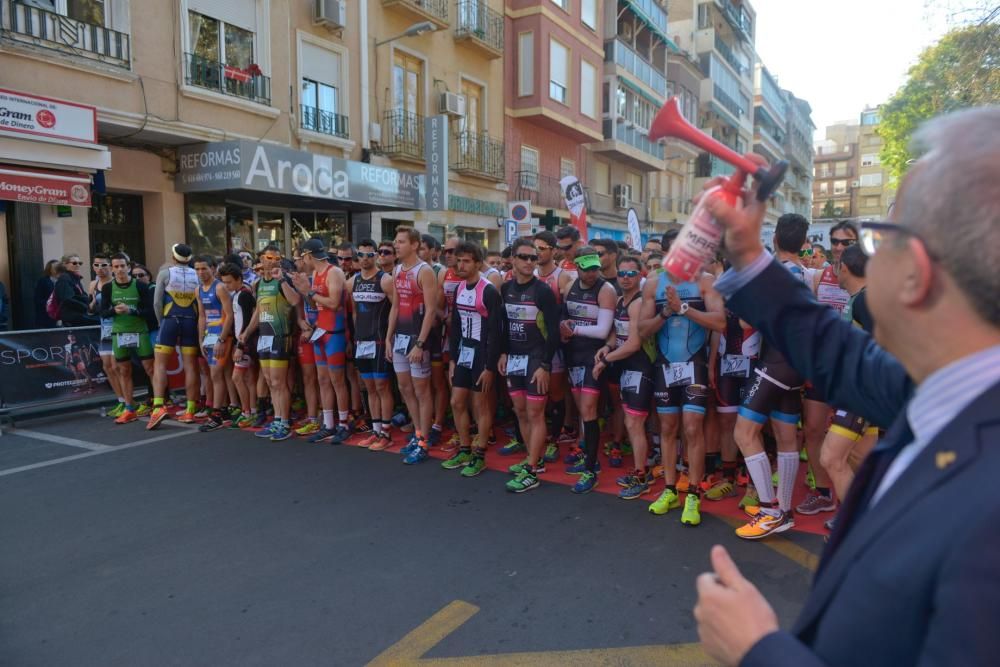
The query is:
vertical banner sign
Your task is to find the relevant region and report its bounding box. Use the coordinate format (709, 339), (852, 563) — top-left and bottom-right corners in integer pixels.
(626, 208), (642, 251)
(425, 115), (449, 211)
(560, 175), (588, 243)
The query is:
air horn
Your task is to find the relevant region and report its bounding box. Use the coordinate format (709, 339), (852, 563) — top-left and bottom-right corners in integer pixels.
(648, 97), (788, 281)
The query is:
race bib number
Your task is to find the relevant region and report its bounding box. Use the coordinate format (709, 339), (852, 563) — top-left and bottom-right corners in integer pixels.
(665, 362), (695, 387)
(721, 354), (751, 378)
(393, 334), (411, 355)
(614, 319), (629, 338)
(620, 370), (642, 393)
(202, 333), (219, 348)
(506, 355), (529, 377)
(569, 366), (586, 387)
(457, 345), (476, 369)
(355, 340), (377, 360)
(257, 335), (274, 353)
(117, 332), (140, 349)
(309, 327), (327, 343)
(101, 321), (113, 339)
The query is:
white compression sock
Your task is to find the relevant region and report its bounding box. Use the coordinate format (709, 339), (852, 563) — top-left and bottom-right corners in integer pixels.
(744, 452), (776, 505)
(777, 451), (800, 513)
(322, 410), (335, 430)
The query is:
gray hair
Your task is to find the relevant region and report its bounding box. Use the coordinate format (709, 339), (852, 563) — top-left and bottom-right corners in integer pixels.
(897, 106), (1000, 326)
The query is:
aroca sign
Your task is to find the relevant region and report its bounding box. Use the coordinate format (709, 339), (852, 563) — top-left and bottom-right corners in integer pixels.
(176, 140), (425, 209)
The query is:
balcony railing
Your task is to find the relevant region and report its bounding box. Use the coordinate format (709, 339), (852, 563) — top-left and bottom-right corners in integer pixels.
(625, 0), (669, 36)
(382, 0), (449, 28)
(603, 119), (666, 161)
(514, 171), (566, 210)
(301, 105), (349, 139)
(451, 130), (504, 180)
(713, 34), (745, 77)
(606, 39), (666, 96)
(712, 83), (745, 120)
(718, 0), (753, 41)
(378, 109), (425, 160)
(454, 0), (503, 56)
(696, 154), (735, 178)
(1, 0), (130, 68)
(185, 53), (271, 105)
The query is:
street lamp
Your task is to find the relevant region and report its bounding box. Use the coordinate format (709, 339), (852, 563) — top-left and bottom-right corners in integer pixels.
(375, 21), (437, 47)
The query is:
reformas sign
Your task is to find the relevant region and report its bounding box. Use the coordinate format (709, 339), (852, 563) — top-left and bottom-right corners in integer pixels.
(176, 140), (425, 209)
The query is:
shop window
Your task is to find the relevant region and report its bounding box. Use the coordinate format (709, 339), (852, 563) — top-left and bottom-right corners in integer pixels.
(88, 193), (145, 265)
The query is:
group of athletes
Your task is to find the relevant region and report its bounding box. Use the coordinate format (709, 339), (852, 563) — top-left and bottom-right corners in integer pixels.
(93, 213), (874, 540)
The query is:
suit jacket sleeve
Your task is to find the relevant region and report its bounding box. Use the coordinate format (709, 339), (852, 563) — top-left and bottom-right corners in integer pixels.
(740, 631), (828, 667)
(726, 259), (913, 428)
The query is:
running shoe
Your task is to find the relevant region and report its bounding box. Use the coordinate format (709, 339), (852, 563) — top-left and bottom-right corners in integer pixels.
(616, 473), (637, 488)
(648, 488), (681, 515)
(442, 450), (473, 470)
(330, 424), (353, 445)
(114, 410), (138, 425)
(562, 446), (584, 465)
(354, 418), (372, 434)
(295, 419), (321, 437)
(650, 465), (665, 480)
(107, 403), (125, 418)
(368, 433), (395, 452)
(739, 486), (759, 509)
(705, 479), (737, 501)
(681, 494), (702, 526)
(235, 415), (255, 429)
(795, 493), (837, 515)
(557, 426), (578, 444)
(736, 471), (750, 487)
(676, 472), (691, 493)
(356, 433), (380, 448)
(571, 471), (598, 494)
(508, 459), (545, 475)
(427, 427), (442, 447)
(498, 439), (526, 456)
(442, 433), (461, 453)
(194, 406), (212, 419)
(176, 411), (197, 424)
(254, 422), (277, 439)
(825, 515), (837, 531)
(506, 470), (539, 493)
(799, 448), (809, 462)
(198, 414), (225, 432)
(603, 440), (619, 456)
(146, 407), (169, 430)
(252, 412), (269, 429)
(400, 435), (420, 456)
(608, 447), (623, 468)
(228, 406), (243, 423)
(308, 428), (336, 444)
(736, 509), (795, 540)
(543, 442), (559, 463)
(566, 459), (599, 474)
(270, 422), (293, 441)
(403, 444), (428, 465)
(619, 477), (650, 500)
(460, 457), (486, 478)
(135, 403), (151, 418)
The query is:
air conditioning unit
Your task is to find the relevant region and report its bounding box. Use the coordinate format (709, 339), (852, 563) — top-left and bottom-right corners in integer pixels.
(851, 180), (860, 188)
(369, 122), (382, 144)
(314, 0), (346, 29)
(613, 184), (632, 209)
(439, 92), (466, 117)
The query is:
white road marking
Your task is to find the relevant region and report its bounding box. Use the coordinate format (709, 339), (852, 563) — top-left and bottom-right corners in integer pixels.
(0, 429), (193, 477)
(13, 429), (112, 451)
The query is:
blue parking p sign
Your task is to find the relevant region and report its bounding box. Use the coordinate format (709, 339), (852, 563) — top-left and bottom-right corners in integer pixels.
(505, 219), (517, 244)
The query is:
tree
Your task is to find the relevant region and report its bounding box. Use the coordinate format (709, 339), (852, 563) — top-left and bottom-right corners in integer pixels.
(821, 199), (837, 218)
(880, 22), (1000, 183)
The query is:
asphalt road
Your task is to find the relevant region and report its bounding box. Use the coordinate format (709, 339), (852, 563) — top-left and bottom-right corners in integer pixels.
(0, 411), (822, 666)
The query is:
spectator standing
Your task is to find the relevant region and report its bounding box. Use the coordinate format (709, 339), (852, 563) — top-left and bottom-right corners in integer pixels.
(34, 259), (60, 328)
(54, 254), (96, 327)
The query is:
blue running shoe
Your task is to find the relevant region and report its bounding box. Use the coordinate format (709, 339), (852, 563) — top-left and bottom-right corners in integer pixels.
(403, 445), (428, 465)
(400, 435), (420, 456)
(270, 422), (292, 441)
(254, 422), (276, 438)
(571, 471), (598, 494)
(427, 427), (442, 447)
(308, 427), (336, 443)
(566, 458), (600, 474)
(498, 439), (526, 456)
(562, 446), (584, 465)
(329, 424), (352, 445)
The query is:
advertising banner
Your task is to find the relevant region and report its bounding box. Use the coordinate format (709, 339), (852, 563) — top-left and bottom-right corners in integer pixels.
(0, 87), (98, 144)
(560, 175), (588, 243)
(424, 114), (448, 211)
(0, 326), (111, 408)
(0, 165), (92, 206)
(626, 208), (642, 251)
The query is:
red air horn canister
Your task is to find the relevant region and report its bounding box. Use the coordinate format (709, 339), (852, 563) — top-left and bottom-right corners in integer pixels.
(648, 97), (788, 281)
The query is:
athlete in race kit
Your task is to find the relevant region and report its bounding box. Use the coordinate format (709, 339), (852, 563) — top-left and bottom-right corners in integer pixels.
(593, 255), (657, 500)
(100, 252), (154, 424)
(148, 244), (201, 429)
(90, 251), (126, 417)
(241, 245), (301, 441)
(441, 242), (504, 478)
(561, 246), (617, 494)
(218, 262), (257, 429)
(194, 256), (235, 432)
(288, 250), (321, 438)
(419, 234), (448, 447)
(386, 226), (439, 464)
(499, 238), (561, 493)
(638, 238), (725, 526)
(348, 240), (395, 451)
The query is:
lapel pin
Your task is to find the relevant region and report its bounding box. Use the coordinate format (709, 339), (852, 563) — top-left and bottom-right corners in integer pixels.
(935, 451), (957, 470)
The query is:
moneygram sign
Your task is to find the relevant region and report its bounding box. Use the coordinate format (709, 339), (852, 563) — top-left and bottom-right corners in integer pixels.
(0, 166), (92, 206)
(0, 88), (97, 144)
(176, 140), (425, 209)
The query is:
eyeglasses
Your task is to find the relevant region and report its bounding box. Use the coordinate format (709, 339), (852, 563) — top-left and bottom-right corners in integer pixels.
(556, 244), (574, 252)
(67, 260), (82, 265)
(338, 256), (354, 262)
(596, 251), (607, 258)
(798, 249), (814, 258)
(133, 272), (148, 279)
(93, 262), (109, 268)
(830, 238), (857, 247)
(534, 245), (551, 253)
(442, 248), (455, 255)
(617, 270), (639, 278)
(515, 253), (539, 262)
(357, 252), (377, 259)
(378, 249), (395, 256)
(262, 254), (282, 262)
(859, 221), (933, 257)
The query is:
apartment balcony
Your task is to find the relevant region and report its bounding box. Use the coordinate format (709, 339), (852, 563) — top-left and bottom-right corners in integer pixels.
(376, 109), (425, 162)
(382, 0), (449, 30)
(606, 38), (666, 97)
(1, 0), (130, 68)
(715, 0), (753, 42)
(300, 105), (349, 139)
(454, 0), (502, 58)
(712, 33), (747, 78)
(592, 119), (664, 171)
(622, 0), (678, 50)
(753, 124), (784, 163)
(650, 196), (692, 221)
(451, 130), (504, 181)
(513, 171), (567, 210)
(184, 53), (271, 106)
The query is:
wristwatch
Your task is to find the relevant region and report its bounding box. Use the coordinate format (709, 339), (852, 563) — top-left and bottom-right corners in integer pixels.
(679, 302), (690, 316)
(415, 339), (425, 349)
(307, 290), (317, 298)
(540, 362), (551, 372)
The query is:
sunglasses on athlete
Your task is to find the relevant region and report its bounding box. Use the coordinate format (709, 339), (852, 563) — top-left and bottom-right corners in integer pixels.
(557, 244), (574, 252)
(378, 248), (395, 256)
(830, 238), (857, 247)
(515, 253), (538, 262)
(93, 262), (109, 268)
(357, 252), (377, 259)
(617, 270), (639, 278)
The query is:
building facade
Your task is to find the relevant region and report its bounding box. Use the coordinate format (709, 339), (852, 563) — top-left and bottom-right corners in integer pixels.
(855, 106), (894, 219)
(812, 121), (859, 219)
(781, 90), (815, 219)
(752, 62), (785, 225)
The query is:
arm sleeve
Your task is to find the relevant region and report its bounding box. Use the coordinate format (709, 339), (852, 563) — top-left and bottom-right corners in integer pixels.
(449, 300), (461, 360)
(853, 291), (875, 334)
(739, 631), (828, 667)
(99, 282), (115, 318)
(726, 258), (912, 428)
(153, 269), (168, 324)
(573, 307), (614, 340)
(483, 286), (504, 368)
(538, 286), (561, 364)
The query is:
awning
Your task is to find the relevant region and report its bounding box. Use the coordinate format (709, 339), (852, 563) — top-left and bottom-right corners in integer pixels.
(618, 76), (663, 108)
(0, 165), (92, 207)
(624, 0), (682, 53)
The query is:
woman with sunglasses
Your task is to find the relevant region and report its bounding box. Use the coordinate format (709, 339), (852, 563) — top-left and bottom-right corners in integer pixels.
(34, 259), (61, 328)
(53, 254), (96, 327)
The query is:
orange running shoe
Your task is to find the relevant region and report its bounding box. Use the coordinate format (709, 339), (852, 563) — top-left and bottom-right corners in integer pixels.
(176, 412), (197, 424)
(736, 509), (795, 540)
(146, 407), (169, 430)
(115, 410), (138, 425)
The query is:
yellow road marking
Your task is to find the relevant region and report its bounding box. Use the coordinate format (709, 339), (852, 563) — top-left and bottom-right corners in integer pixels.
(716, 515), (820, 572)
(367, 600), (714, 666)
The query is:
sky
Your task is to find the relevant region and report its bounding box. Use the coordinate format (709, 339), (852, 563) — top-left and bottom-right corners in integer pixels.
(749, 0), (970, 141)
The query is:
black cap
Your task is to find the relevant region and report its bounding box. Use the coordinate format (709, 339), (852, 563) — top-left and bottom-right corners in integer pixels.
(299, 238), (328, 260)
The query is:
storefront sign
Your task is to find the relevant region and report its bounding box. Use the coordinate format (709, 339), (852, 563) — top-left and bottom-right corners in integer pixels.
(450, 195), (505, 218)
(0, 88), (98, 144)
(424, 115), (449, 211)
(0, 326), (112, 408)
(0, 165), (92, 206)
(176, 140), (424, 209)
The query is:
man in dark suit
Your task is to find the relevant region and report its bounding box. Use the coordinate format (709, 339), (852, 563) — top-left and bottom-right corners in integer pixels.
(692, 106), (1000, 666)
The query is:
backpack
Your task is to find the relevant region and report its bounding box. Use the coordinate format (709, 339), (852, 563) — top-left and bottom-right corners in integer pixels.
(46, 291), (60, 321)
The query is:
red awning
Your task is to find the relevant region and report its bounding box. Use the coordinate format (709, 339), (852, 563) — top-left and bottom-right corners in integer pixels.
(0, 165), (91, 207)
